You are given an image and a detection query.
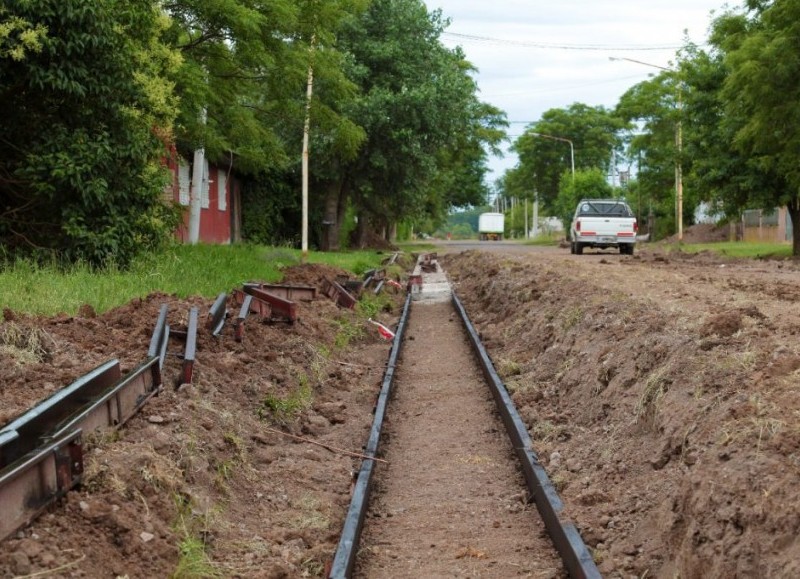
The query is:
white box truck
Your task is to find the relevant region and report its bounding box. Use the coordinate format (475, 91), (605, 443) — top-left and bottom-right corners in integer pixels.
(478, 212), (504, 241)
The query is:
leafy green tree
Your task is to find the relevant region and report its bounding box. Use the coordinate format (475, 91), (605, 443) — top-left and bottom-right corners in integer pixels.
(553, 168), (615, 233)
(0, 0), (181, 265)
(510, 104), (625, 210)
(324, 0), (505, 248)
(714, 0), (800, 254)
(615, 68), (685, 239)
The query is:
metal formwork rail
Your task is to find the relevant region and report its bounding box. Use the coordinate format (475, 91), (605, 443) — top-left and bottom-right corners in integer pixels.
(452, 292), (601, 579)
(244, 282), (317, 302)
(0, 356), (162, 542)
(329, 293), (412, 578)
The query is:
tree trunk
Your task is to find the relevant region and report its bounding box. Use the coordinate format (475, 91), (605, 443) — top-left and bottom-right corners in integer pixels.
(355, 213), (368, 248)
(320, 181), (341, 252)
(789, 198), (800, 256)
(388, 221), (397, 242)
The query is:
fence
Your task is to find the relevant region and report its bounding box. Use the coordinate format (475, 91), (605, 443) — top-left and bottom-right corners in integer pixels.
(742, 207), (793, 243)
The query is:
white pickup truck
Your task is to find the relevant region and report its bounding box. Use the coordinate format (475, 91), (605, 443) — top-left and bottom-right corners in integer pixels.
(570, 199), (638, 255)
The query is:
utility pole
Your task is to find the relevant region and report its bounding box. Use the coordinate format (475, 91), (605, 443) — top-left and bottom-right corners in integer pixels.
(188, 108), (207, 244)
(301, 35), (316, 263)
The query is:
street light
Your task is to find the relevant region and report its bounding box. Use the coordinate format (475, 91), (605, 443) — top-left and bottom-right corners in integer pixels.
(527, 132), (574, 238)
(609, 56), (683, 241)
(530, 132), (575, 183)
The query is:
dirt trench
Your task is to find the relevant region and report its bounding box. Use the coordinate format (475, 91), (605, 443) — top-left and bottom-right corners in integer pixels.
(355, 299), (563, 578)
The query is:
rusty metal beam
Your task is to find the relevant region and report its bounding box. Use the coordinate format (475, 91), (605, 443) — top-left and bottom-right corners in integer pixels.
(244, 282), (316, 302)
(148, 304), (168, 364)
(321, 279), (357, 310)
(178, 307), (198, 386)
(244, 286), (297, 322)
(50, 357), (161, 441)
(233, 289), (272, 318)
(0, 360), (120, 469)
(235, 294), (253, 342)
(0, 429), (83, 542)
(207, 293), (227, 336)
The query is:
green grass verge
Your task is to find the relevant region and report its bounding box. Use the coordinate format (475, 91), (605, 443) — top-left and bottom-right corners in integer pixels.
(666, 241), (793, 259)
(0, 244), (386, 316)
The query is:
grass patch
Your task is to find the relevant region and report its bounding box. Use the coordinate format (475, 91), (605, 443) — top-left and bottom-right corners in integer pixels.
(635, 366), (670, 427)
(669, 241), (792, 259)
(0, 244), (385, 316)
(258, 381), (312, 424)
(171, 496), (223, 579)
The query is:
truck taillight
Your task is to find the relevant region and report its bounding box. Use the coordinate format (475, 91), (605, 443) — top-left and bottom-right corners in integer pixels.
(576, 220), (581, 232)
(634, 220), (638, 233)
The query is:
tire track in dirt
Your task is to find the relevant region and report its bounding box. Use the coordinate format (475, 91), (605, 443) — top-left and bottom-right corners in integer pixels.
(355, 300), (563, 578)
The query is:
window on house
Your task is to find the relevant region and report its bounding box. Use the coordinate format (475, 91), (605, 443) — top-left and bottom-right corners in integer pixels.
(218, 170), (227, 211)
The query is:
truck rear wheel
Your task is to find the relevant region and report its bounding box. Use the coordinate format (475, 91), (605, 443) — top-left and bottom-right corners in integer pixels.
(575, 242), (584, 255)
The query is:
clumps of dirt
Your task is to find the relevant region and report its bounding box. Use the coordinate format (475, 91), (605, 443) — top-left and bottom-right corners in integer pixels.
(700, 310), (744, 337)
(0, 262), (406, 578)
(444, 250), (800, 577)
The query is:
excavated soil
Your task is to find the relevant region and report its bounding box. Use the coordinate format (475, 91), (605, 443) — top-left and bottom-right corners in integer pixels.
(2, 240), (800, 578)
(442, 243), (800, 578)
(0, 262), (407, 578)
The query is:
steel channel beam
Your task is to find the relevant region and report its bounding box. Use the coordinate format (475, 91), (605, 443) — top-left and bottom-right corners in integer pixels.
(50, 357), (161, 441)
(235, 294), (253, 342)
(329, 293), (412, 579)
(208, 293), (228, 336)
(0, 429), (83, 542)
(148, 304), (168, 362)
(451, 292), (601, 579)
(181, 307), (198, 385)
(322, 279), (357, 310)
(0, 360), (121, 469)
(244, 286), (297, 322)
(244, 282), (317, 302)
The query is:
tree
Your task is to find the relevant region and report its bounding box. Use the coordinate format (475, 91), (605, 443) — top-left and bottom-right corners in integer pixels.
(0, 0), (181, 265)
(509, 104), (625, 212)
(553, 168), (615, 232)
(615, 68), (685, 239)
(321, 0), (505, 249)
(714, 0), (800, 254)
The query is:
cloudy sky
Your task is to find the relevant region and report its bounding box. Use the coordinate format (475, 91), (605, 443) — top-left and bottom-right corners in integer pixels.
(425, 0), (731, 185)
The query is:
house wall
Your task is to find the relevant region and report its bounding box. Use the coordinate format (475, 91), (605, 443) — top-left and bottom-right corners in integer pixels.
(167, 156), (239, 244)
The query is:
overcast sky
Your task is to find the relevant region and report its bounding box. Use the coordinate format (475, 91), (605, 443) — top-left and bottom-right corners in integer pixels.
(425, 0), (732, 186)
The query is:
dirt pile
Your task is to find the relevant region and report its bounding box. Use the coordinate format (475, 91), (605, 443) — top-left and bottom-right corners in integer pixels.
(444, 249), (800, 577)
(0, 264), (406, 578)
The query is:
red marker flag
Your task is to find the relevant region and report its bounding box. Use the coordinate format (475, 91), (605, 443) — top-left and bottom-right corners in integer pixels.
(367, 318), (395, 340)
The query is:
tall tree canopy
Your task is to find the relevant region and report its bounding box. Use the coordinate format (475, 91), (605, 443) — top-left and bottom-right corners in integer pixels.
(318, 0), (505, 249)
(509, 103), (624, 211)
(715, 0), (800, 253)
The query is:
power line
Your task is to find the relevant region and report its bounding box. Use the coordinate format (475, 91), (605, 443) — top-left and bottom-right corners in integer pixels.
(441, 31), (688, 52)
